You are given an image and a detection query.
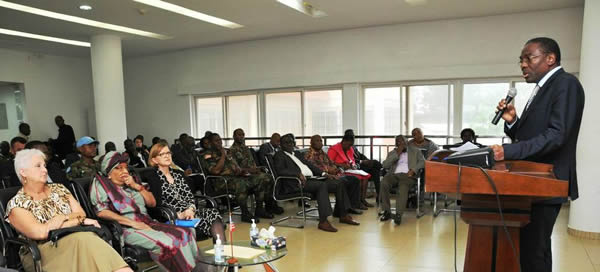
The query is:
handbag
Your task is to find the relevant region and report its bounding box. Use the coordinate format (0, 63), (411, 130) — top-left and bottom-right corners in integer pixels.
(47, 225), (110, 247)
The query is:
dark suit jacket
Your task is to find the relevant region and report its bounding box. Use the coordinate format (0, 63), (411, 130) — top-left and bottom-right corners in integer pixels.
(504, 68), (585, 203)
(273, 150), (324, 194)
(258, 142), (277, 166)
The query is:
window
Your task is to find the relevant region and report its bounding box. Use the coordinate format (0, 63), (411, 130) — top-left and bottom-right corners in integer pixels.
(227, 94), (259, 137)
(462, 83), (509, 136)
(195, 97), (223, 137)
(406, 84), (450, 144)
(304, 90), (342, 136)
(363, 87), (401, 135)
(265, 92), (302, 137)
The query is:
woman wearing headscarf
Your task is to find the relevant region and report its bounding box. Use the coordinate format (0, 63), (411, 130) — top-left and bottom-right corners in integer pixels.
(90, 151), (201, 272)
(6, 149), (130, 272)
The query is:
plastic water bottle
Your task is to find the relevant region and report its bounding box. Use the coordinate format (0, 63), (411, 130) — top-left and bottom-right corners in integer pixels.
(249, 219), (258, 239)
(214, 234), (224, 263)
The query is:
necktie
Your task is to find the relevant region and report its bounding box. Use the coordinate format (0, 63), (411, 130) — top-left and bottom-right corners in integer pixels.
(524, 84), (540, 111)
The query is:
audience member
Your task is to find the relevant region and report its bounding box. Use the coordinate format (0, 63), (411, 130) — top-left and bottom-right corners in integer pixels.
(134, 135), (150, 163)
(10, 136), (26, 155)
(17, 122), (30, 141)
(0, 141), (10, 161)
(0, 137), (27, 188)
(90, 152), (202, 272)
(258, 133), (280, 166)
(50, 115), (76, 160)
(171, 135), (200, 174)
(198, 137), (211, 154)
(25, 141), (68, 187)
(199, 133), (266, 222)
(66, 136), (99, 180)
(230, 129), (283, 215)
(460, 128), (484, 147)
(408, 128), (439, 158)
(327, 135), (372, 206)
(7, 149), (131, 272)
(124, 139), (146, 168)
(344, 129), (382, 205)
(380, 135), (425, 225)
(146, 141), (226, 242)
(149, 136), (161, 150)
(304, 135), (364, 210)
(105, 141), (117, 153)
(274, 135), (359, 232)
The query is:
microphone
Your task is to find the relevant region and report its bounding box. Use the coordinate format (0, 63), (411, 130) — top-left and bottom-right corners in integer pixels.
(491, 88), (517, 125)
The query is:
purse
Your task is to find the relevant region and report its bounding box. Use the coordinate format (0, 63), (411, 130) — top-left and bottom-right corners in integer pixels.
(48, 225), (110, 247)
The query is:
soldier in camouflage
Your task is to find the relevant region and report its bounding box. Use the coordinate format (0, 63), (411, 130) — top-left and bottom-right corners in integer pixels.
(66, 136), (100, 180)
(200, 133), (272, 223)
(230, 128), (284, 215)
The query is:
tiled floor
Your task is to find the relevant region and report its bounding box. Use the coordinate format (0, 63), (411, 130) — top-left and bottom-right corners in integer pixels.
(195, 200), (599, 272)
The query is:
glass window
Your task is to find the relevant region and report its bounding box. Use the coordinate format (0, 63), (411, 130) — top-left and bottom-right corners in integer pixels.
(462, 83), (509, 137)
(407, 84), (450, 139)
(227, 94), (259, 146)
(514, 82), (536, 116)
(195, 97), (223, 137)
(364, 87), (401, 136)
(304, 90), (342, 136)
(265, 92), (302, 138)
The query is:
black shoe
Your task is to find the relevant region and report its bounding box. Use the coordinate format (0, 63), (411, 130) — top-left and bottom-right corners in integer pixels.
(348, 208), (363, 215)
(379, 211), (392, 222)
(255, 207), (274, 219)
(241, 213), (260, 223)
(393, 214), (403, 225)
(267, 202), (284, 215)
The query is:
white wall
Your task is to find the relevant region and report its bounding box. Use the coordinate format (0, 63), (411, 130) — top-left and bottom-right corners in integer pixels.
(124, 7), (583, 139)
(0, 85), (19, 140)
(0, 48), (95, 142)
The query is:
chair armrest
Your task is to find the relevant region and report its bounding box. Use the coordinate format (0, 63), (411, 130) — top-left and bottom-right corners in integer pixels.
(203, 175), (229, 196)
(4, 237), (41, 272)
(274, 176), (305, 200)
(193, 193), (218, 209)
(148, 206), (177, 224)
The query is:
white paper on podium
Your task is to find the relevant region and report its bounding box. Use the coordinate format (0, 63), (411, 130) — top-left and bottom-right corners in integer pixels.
(343, 169), (370, 176)
(205, 245), (266, 259)
(449, 141), (480, 152)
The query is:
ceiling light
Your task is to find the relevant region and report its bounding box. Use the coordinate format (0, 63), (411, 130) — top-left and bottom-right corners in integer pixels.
(277, 0), (327, 18)
(133, 0), (243, 29)
(79, 4), (92, 11)
(405, 0), (427, 6)
(0, 27), (90, 47)
(0, 0), (171, 39)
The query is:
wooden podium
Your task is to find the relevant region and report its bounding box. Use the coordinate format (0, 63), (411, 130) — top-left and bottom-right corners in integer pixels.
(425, 155), (568, 272)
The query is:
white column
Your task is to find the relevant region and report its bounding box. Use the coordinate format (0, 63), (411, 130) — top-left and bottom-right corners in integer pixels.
(568, 0), (600, 238)
(90, 35), (127, 152)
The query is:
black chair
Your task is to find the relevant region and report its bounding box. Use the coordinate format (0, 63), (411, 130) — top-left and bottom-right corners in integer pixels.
(0, 186), (42, 272)
(264, 154), (317, 228)
(70, 177), (162, 272)
(195, 157), (236, 213)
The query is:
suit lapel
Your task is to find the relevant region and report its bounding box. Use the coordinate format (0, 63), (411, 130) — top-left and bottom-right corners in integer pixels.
(518, 68), (564, 128)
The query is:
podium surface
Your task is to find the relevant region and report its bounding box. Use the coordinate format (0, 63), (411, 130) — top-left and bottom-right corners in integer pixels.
(425, 159), (568, 272)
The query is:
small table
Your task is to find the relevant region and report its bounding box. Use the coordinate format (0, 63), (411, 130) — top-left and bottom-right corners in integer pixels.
(198, 240), (287, 272)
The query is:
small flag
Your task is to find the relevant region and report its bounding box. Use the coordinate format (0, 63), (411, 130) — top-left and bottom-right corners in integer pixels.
(229, 213), (236, 232)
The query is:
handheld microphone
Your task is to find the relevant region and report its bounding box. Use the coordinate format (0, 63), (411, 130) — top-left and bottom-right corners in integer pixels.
(491, 88), (517, 125)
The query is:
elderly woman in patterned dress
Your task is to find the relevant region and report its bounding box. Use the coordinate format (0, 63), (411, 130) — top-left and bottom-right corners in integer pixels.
(6, 149), (130, 272)
(145, 140), (226, 242)
(90, 151), (205, 272)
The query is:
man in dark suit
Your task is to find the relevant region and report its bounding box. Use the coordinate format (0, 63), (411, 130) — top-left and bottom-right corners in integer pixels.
(50, 115), (76, 160)
(492, 37), (585, 272)
(274, 134), (360, 232)
(257, 133), (280, 166)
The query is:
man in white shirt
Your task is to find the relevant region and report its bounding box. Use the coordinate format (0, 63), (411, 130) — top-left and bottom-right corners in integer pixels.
(379, 135), (425, 225)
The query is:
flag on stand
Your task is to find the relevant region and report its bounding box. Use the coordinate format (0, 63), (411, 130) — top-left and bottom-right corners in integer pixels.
(229, 213), (236, 232)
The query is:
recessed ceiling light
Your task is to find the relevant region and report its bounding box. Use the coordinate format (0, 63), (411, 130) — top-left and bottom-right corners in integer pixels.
(0, 27), (91, 47)
(277, 0), (327, 18)
(133, 0), (243, 29)
(79, 4), (92, 11)
(0, 0), (171, 39)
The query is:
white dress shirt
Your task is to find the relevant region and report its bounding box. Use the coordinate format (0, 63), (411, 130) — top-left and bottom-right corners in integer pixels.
(284, 151), (314, 177)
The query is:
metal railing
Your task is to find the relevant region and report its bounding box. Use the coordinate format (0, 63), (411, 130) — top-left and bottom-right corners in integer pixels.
(209, 134), (510, 162)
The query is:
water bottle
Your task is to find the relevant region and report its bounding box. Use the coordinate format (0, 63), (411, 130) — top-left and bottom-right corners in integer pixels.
(249, 219), (258, 240)
(214, 234), (224, 263)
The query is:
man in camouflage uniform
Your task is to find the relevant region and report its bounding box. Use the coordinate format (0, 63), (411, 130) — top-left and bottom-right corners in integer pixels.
(67, 136), (100, 180)
(200, 133), (271, 223)
(230, 128), (284, 215)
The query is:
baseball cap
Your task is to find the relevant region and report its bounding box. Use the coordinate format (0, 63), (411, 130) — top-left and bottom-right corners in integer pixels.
(76, 136), (99, 148)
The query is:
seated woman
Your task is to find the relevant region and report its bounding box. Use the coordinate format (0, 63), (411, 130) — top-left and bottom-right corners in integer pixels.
(90, 151), (201, 272)
(146, 141), (225, 242)
(6, 149), (130, 272)
(327, 134), (372, 208)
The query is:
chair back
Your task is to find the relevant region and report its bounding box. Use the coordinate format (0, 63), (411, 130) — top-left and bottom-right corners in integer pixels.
(264, 154), (278, 181)
(0, 186), (24, 270)
(70, 177), (96, 218)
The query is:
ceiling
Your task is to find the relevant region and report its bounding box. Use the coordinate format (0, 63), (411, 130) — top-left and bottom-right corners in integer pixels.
(0, 0), (583, 58)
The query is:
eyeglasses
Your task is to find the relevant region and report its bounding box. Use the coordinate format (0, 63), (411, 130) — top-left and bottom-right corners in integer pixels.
(519, 53), (546, 64)
(158, 151), (172, 157)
